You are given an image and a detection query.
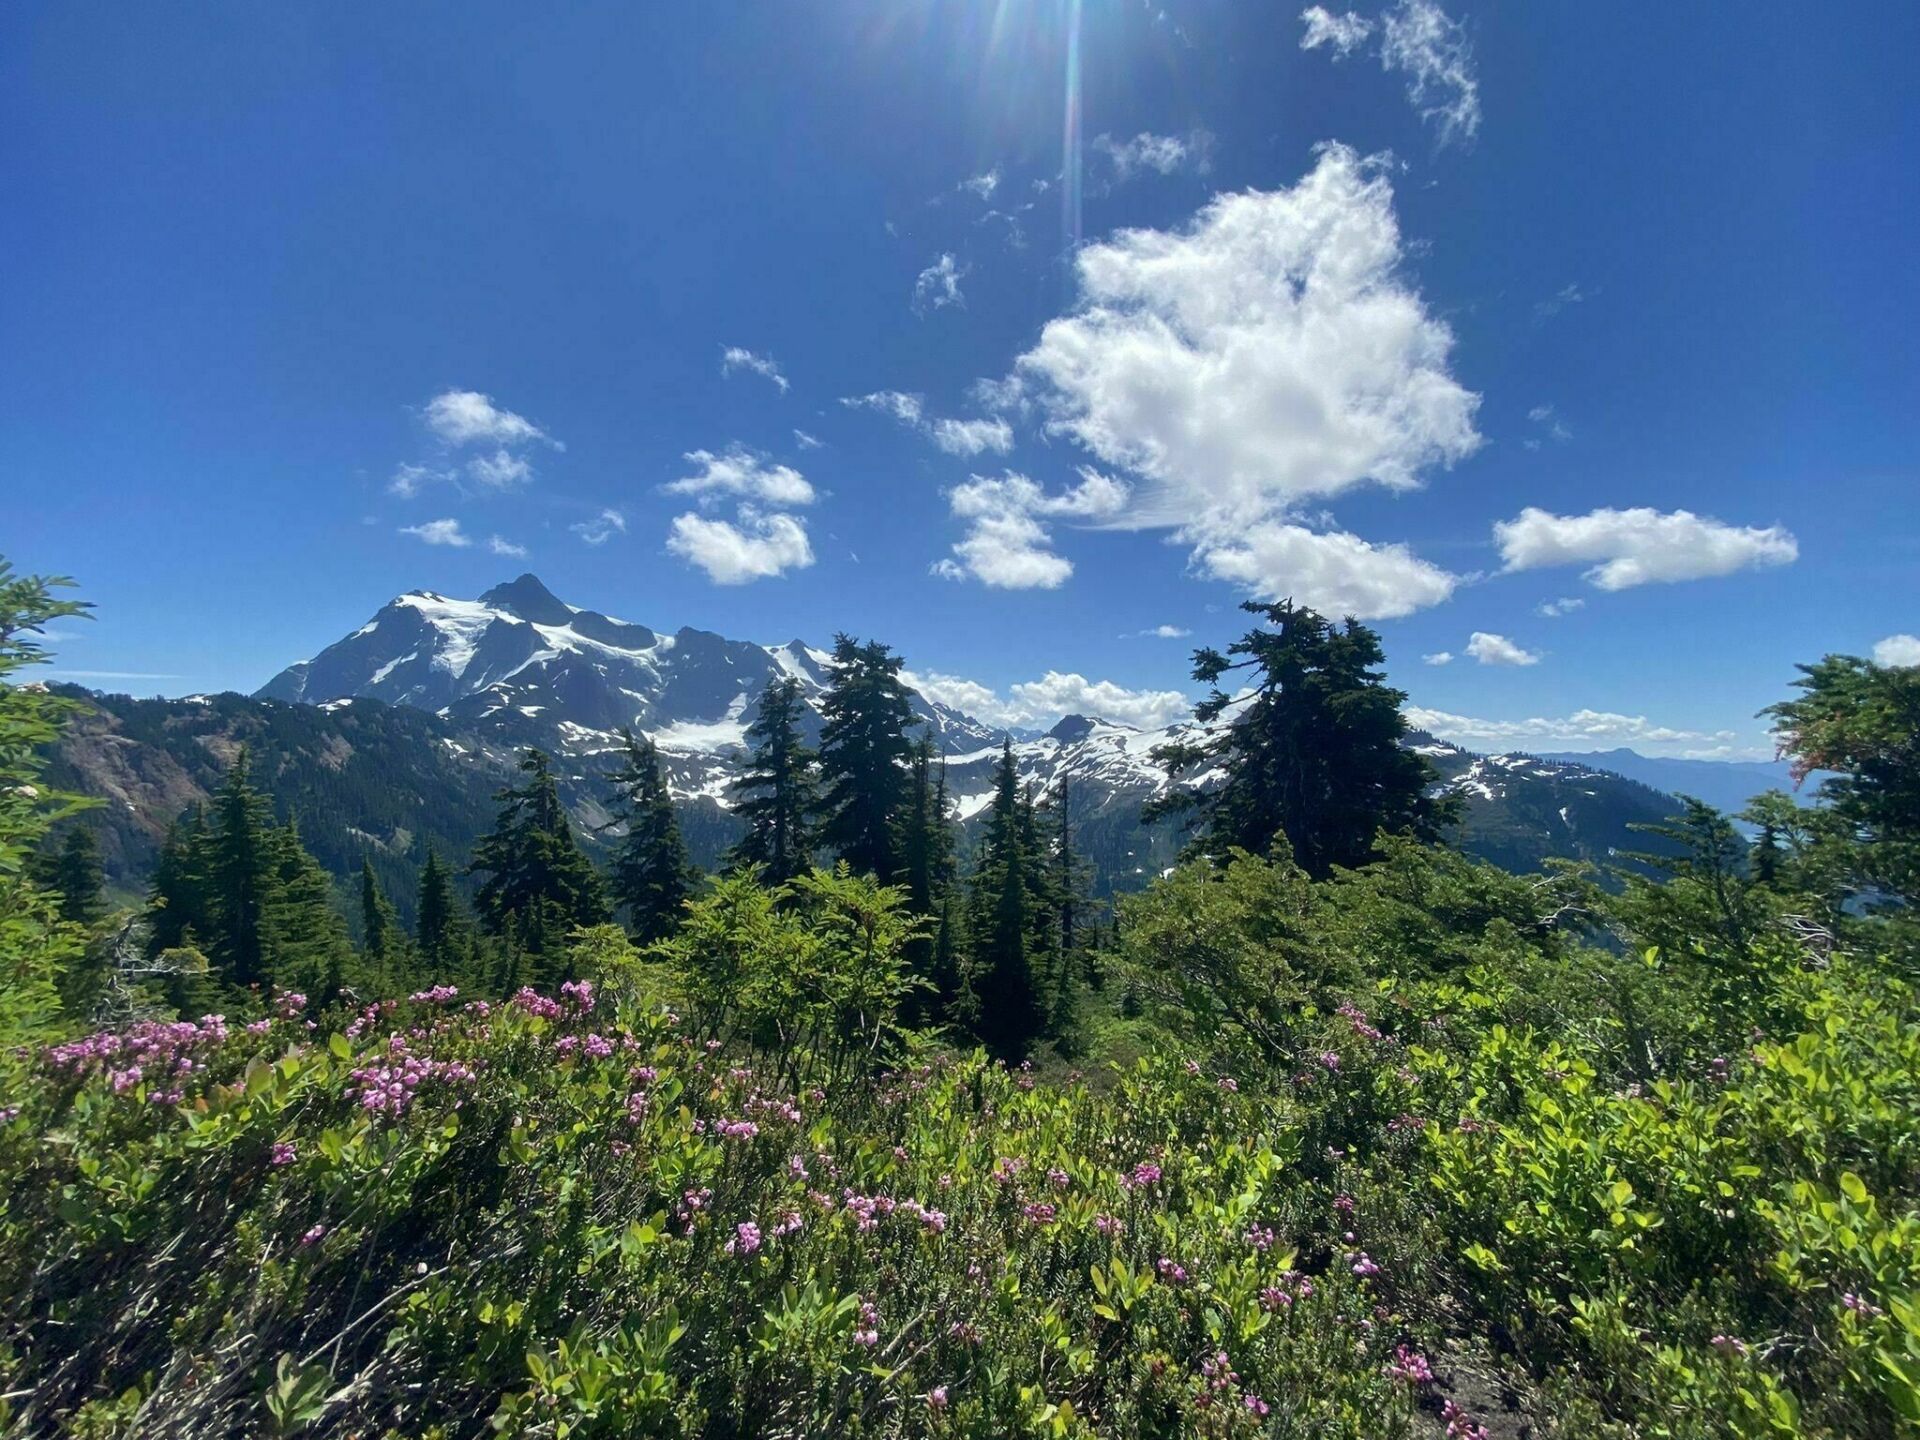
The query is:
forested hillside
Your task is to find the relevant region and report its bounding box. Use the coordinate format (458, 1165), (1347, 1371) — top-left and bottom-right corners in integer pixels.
(6, 567), (1918, 1439)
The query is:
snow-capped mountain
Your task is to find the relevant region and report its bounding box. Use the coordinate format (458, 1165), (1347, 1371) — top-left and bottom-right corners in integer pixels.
(248, 574), (1689, 887)
(259, 573), (1001, 763)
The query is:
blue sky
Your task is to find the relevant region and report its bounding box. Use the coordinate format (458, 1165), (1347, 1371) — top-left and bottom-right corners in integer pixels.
(6, 1), (1916, 756)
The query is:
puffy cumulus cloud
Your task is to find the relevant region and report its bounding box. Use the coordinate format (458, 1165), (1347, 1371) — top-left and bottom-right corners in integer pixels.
(913, 253), (966, 313)
(1494, 506), (1798, 590)
(720, 346), (789, 394)
(399, 518), (471, 548)
(1298, 6), (1374, 57)
(935, 469), (1130, 590)
(667, 507), (814, 584)
(1422, 650), (1453, 665)
(570, 509), (627, 546)
(467, 449), (533, 489)
(1874, 634), (1920, 668)
(1379, 0), (1481, 145)
(666, 446), (816, 507)
(422, 390), (556, 449)
(1465, 631), (1540, 666)
(1093, 129), (1214, 182)
(841, 391), (1013, 457)
(1192, 522), (1458, 620)
(995, 144), (1473, 611)
(1405, 705), (1738, 750)
(487, 535), (528, 558)
(903, 669), (1193, 732)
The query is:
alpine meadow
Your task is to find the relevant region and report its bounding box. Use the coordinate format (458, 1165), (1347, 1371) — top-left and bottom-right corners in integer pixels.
(4, 3), (1918, 1439)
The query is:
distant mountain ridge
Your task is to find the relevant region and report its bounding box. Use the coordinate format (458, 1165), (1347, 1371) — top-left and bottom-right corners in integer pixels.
(38, 574), (1707, 909)
(1536, 748), (1807, 818)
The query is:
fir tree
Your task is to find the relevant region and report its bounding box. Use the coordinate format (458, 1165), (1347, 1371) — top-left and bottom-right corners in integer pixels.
(966, 741), (1046, 1058)
(206, 748), (278, 988)
(264, 819), (354, 999)
(146, 806), (212, 957)
(37, 826), (105, 928)
(1148, 601), (1453, 879)
(415, 847), (470, 981)
(815, 635), (916, 882)
(470, 749), (609, 976)
(359, 857), (397, 965)
(605, 729), (697, 944)
(727, 678), (818, 885)
(896, 738), (959, 1018)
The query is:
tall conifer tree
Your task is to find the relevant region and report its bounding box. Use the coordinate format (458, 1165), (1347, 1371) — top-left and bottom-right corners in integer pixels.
(966, 741), (1045, 1057)
(815, 635), (916, 882)
(605, 729), (697, 943)
(1149, 601), (1451, 878)
(470, 749), (609, 975)
(728, 678), (818, 885)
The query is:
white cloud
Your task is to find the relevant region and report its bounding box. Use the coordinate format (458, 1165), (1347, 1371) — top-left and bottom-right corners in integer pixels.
(1002, 143), (1474, 613)
(667, 446), (816, 507)
(1524, 404), (1571, 448)
(793, 428), (824, 450)
(1193, 523), (1459, 619)
(399, 518), (472, 548)
(959, 168), (1000, 200)
(1300, 1), (1480, 145)
(936, 469), (1130, 590)
(721, 346), (790, 394)
(1129, 624), (1191, 639)
(388, 462), (452, 499)
(570, 509), (627, 546)
(913, 253), (966, 313)
(1093, 130), (1214, 182)
(842, 391), (1013, 456)
(1535, 596), (1584, 618)
(422, 389), (555, 449)
(466, 449), (533, 488)
(1465, 631), (1540, 666)
(1495, 506), (1799, 590)
(1379, 0), (1480, 145)
(1406, 705), (1737, 750)
(1422, 650), (1453, 665)
(487, 535), (528, 558)
(667, 507), (814, 584)
(930, 415), (1015, 456)
(1874, 634), (1920, 668)
(904, 668), (1192, 731)
(1299, 6), (1374, 57)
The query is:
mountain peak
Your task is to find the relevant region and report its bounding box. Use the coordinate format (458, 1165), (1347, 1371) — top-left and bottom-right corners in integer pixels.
(477, 573), (573, 625)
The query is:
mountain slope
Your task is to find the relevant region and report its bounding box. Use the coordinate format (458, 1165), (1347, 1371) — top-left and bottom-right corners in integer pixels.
(1536, 748), (1809, 817)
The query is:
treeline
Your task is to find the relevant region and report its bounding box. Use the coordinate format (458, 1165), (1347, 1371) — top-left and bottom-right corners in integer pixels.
(66, 633), (1102, 1059)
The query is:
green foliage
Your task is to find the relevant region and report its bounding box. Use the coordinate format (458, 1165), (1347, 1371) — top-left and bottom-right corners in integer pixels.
(0, 561), (94, 1064)
(471, 748), (611, 979)
(727, 677), (819, 886)
(605, 728), (698, 944)
(1148, 600), (1454, 878)
(814, 634), (916, 883)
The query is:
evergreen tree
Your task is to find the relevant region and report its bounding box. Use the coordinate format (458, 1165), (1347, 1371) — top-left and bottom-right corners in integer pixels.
(146, 806), (212, 957)
(1148, 601), (1453, 879)
(605, 729), (697, 944)
(1039, 772), (1094, 1036)
(37, 826), (105, 928)
(966, 741), (1046, 1058)
(359, 857), (397, 966)
(415, 847), (471, 981)
(728, 679), (818, 885)
(470, 749), (609, 976)
(205, 748), (278, 988)
(896, 738), (960, 1018)
(263, 819), (355, 999)
(815, 635), (916, 882)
